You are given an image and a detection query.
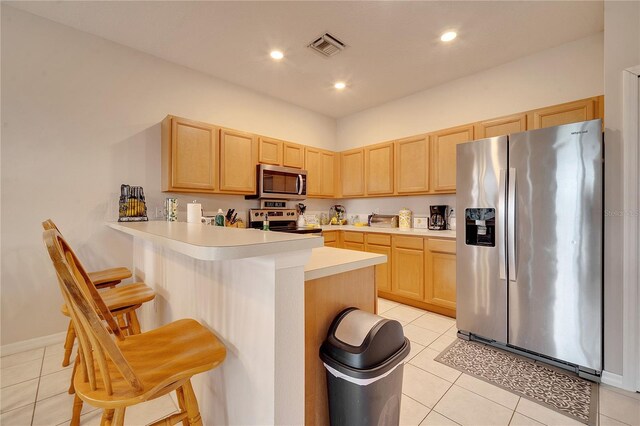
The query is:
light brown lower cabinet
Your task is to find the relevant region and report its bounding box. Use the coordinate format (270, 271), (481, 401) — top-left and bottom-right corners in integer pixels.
(425, 238), (457, 310)
(391, 236), (425, 301)
(322, 230), (338, 248)
(325, 230), (457, 317)
(365, 236), (392, 293)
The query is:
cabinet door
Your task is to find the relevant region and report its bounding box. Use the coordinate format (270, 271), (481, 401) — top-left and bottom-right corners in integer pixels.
(396, 135), (429, 194)
(528, 98), (597, 129)
(322, 231), (338, 247)
(425, 239), (456, 310)
(305, 148), (322, 196)
(392, 236), (425, 301)
(164, 116), (218, 192)
(341, 149), (365, 197)
(475, 113), (527, 138)
(258, 137), (282, 166)
(219, 129), (258, 193)
(283, 142), (305, 169)
(431, 125), (474, 192)
(320, 151), (336, 197)
(366, 243), (392, 293)
(365, 142), (394, 195)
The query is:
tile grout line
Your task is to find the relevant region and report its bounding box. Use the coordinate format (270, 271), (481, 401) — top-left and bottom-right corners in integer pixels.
(449, 373), (522, 412)
(401, 392), (431, 424)
(30, 349), (47, 426)
(506, 399), (519, 425)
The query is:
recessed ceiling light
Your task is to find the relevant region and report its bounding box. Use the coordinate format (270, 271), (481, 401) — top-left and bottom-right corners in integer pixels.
(440, 31), (457, 42)
(270, 50), (284, 60)
(334, 81), (346, 90)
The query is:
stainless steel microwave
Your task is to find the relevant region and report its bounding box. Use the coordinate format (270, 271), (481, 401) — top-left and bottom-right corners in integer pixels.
(246, 164), (307, 200)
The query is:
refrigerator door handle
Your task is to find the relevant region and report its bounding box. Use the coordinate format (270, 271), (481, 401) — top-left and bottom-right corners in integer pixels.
(498, 169), (507, 280)
(508, 167), (517, 282)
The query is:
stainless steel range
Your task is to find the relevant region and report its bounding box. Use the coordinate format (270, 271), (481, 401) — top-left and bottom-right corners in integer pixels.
(248, 209), (321, 234)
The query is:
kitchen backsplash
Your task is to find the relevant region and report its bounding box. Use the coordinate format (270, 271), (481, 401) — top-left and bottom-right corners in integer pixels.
(136, 191), (455, 225)
(339, 194), (456, 218)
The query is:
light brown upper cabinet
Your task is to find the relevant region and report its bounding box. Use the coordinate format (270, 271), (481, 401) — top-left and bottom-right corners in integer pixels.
(341, 148), (365, 197)
(430, 124), (474, 192)
(395, 135), (430, 194)
(258, 136), (282, 166)
(365, 142), (394, 196)
(258, 137), (305, 169)
(219, 128), (258, 194)
(305, 147), (336, 198)
(528, 98), (597, 130)
(283, 142), (305, 169)
(320, 151), (337, 197)
(162, 115), (218, 193)
(475, 113), (527, 139)
(424, 238), (457, 310)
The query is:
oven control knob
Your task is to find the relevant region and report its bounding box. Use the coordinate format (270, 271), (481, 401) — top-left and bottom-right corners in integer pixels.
(254, 212), (259, 217)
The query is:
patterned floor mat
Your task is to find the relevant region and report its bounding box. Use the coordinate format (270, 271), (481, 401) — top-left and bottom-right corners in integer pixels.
(435, 339), (598, 425)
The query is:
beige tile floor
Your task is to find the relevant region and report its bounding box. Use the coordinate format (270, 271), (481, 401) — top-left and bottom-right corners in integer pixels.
(377, 298), (640, 426)
(1, 299), (639, 425)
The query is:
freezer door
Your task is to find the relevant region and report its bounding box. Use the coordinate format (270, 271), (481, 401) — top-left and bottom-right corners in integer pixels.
(456, 136), (508, 343)
(508, 119), (602, 371)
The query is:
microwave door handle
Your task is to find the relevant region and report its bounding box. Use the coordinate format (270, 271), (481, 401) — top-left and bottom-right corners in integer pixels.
(507, 168), (517, 282)
(297, 174), (303, 195)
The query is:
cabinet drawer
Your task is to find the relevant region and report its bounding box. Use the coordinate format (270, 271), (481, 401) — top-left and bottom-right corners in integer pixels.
(343, 231), (365, 243)
(344, 242), (365, 251)
(393, 235), (424, 250)
(427, 238), (456, 254)
(323, 231), (337, 243)
(366, 233), (391, 246)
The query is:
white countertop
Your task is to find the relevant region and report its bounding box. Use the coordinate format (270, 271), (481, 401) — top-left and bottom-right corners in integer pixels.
(108, 221), (323, 261)
(319, 225), (457, 239)
(304, 247), (386, 281)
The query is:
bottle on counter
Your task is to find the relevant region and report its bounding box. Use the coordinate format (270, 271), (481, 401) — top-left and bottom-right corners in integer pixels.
(263, 214), (269, 231)
(215, 209), (225, 226)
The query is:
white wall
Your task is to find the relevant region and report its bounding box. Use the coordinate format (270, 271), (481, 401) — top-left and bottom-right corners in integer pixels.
(337, 33), (603, 239)
(603, 0), (640, 376)
(336, 33), (604, 149)
(0, 6), (336, 345)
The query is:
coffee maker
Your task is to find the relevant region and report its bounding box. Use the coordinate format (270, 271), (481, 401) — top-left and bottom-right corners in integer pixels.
(428, 205), (448, 230)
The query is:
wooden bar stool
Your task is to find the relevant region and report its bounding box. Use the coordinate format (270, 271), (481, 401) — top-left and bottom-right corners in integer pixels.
(43, 220), (155, 425)
(43, 220), (137, 366)
(44, 228), (226, 426)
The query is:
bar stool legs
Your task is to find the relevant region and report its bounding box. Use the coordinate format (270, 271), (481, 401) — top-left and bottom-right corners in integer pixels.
(62, 322), (76, 367)
(180, 380), (203, 426)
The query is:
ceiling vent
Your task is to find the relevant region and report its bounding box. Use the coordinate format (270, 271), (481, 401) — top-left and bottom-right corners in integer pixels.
(308, 33), (346, 57)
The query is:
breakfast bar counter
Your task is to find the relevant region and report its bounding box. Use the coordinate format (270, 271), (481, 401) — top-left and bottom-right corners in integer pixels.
(109, 222), (385, 425)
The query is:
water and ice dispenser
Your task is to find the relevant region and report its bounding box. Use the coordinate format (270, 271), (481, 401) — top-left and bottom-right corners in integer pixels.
(465, 208), (496, 247)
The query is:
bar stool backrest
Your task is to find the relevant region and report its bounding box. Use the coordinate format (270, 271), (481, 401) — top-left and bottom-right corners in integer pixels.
(43, 229), (143, 395)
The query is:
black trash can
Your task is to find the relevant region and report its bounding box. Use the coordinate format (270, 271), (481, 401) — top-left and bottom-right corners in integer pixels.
(320, 307), (411, 426)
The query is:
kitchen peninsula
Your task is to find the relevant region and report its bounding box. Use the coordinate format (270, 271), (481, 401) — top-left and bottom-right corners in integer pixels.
(108, 222), (385, 425)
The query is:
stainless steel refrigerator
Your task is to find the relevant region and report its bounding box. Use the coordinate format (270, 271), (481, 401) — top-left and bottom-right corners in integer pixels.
(456, 119), (603, 380)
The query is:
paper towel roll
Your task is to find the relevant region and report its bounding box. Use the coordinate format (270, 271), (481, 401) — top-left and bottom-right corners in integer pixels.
(187, 203), (202, 223)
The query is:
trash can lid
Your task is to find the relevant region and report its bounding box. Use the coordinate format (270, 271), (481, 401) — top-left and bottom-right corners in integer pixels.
(320, 307), (408, 374)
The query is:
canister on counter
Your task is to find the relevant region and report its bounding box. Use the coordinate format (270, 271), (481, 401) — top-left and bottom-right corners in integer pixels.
(165, 198), (178, 222)
(399, 208), (412, 230)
